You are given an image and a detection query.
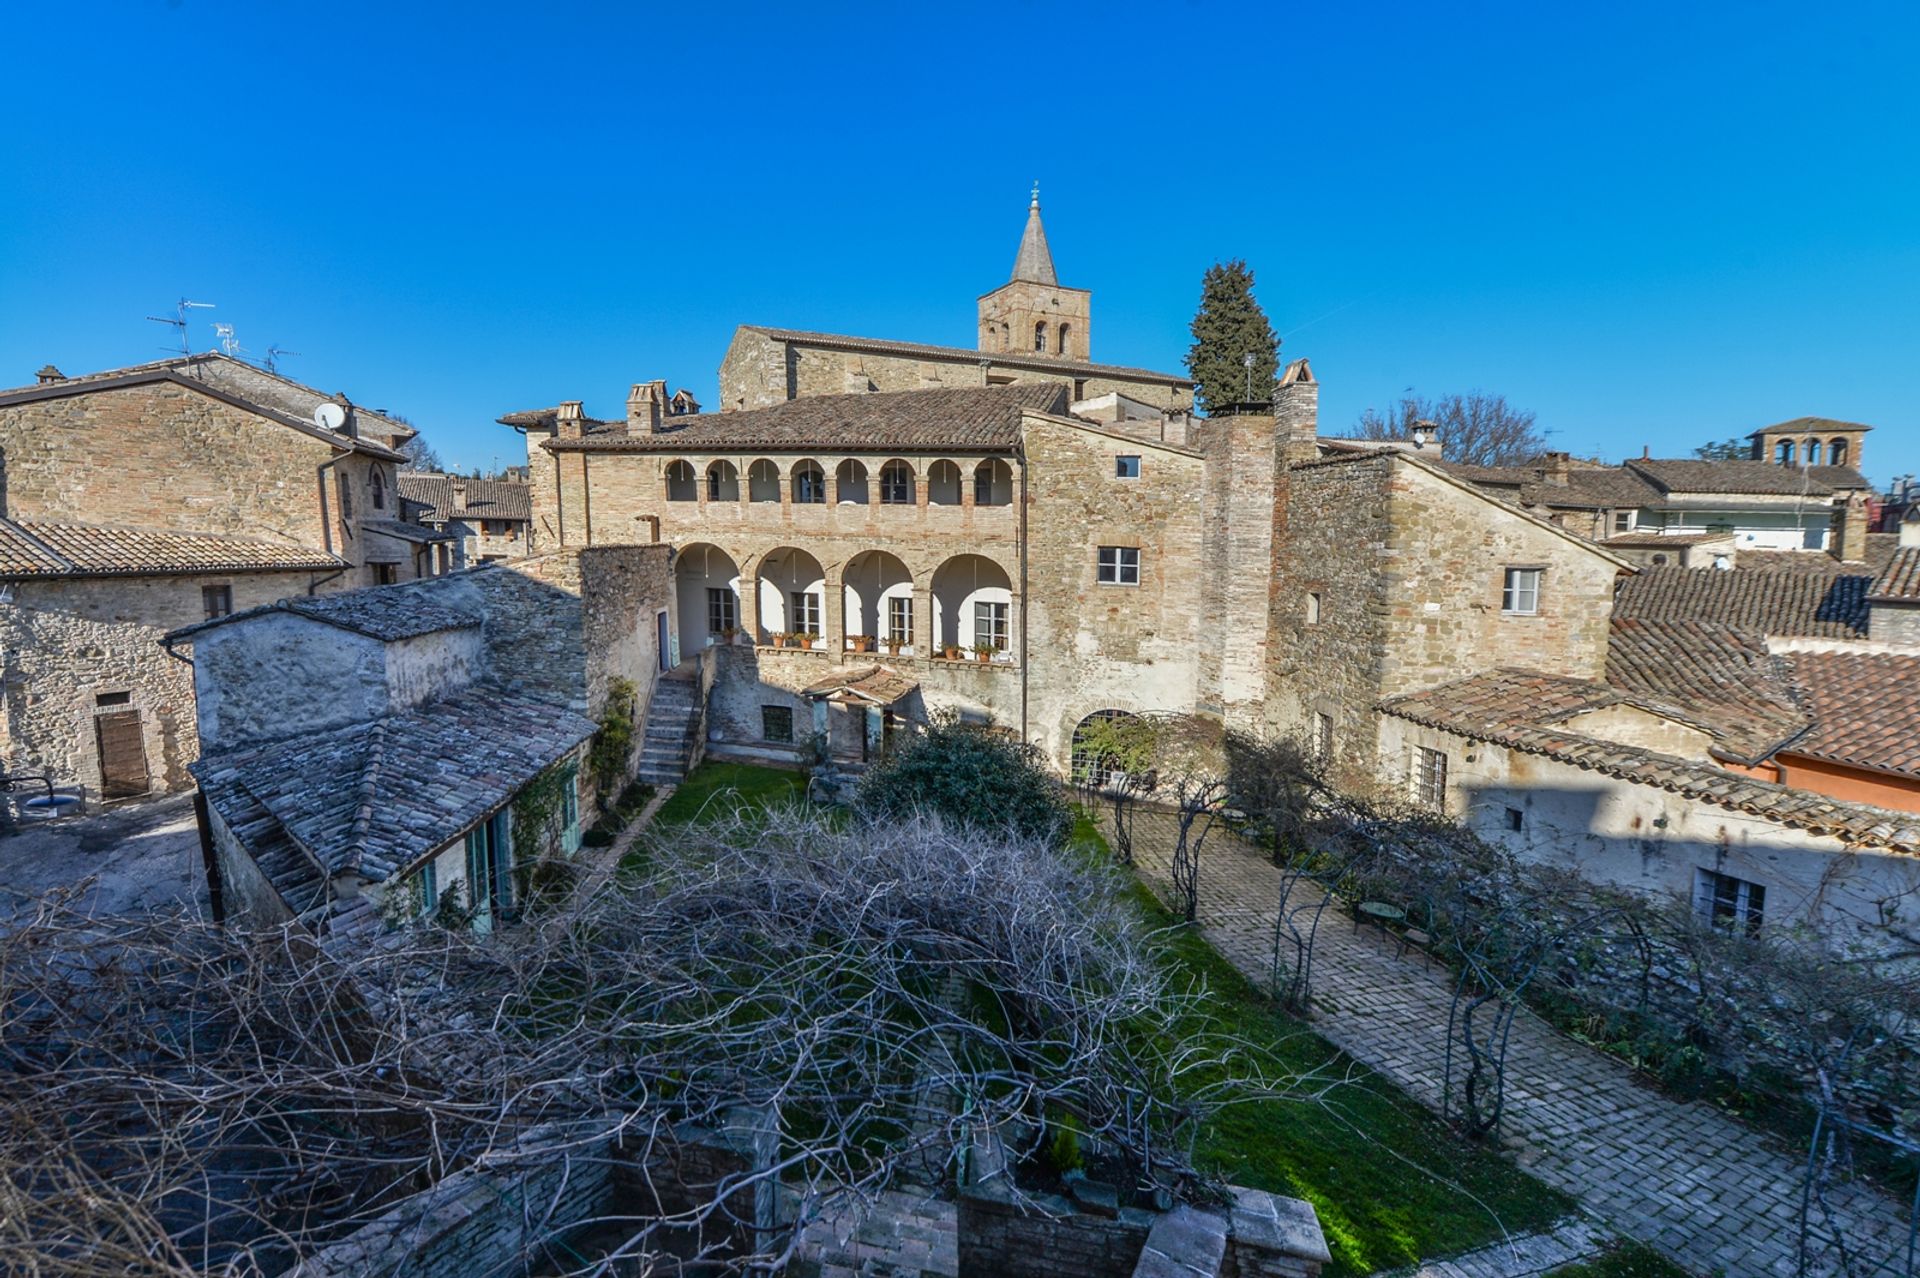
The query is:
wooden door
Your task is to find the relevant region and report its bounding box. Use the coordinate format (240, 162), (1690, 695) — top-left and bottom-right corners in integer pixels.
(95, 711), (149, 799)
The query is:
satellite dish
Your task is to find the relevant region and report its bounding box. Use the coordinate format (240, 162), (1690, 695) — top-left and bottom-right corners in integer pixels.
(314, 402), (347, 432)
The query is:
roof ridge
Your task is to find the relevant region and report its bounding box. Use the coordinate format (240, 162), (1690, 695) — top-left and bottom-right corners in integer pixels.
(346, 719), (388, 873)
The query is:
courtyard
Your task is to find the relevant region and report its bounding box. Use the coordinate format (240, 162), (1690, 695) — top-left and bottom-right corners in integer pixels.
(0, 793), (204, 922)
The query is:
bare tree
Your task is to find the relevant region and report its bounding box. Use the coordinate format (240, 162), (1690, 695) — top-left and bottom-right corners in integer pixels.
(400, 432), (444, 473)
(1152, 716), (1230, 925)
(0, 808), (1310, 1275)
(1354, 391), (1545, 468)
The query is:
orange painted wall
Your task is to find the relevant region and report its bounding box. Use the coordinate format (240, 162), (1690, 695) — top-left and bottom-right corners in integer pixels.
(1775, 754), (1920, 814)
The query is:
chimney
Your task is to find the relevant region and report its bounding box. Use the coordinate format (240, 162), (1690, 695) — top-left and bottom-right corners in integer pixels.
(449, 480), (468, 517)
(671, 388), (702, 416)
(556, 400), (585, 441)
(34, 364), (63, 385)
(626, 380), (669, 434)
(1542, 451), (1571, 485)
(1276, 358), (1320, 465)
(1830, 492), (1869, 563)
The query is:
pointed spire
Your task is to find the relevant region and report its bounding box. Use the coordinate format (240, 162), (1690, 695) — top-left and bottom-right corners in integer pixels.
(1010, 181), (1057, 286)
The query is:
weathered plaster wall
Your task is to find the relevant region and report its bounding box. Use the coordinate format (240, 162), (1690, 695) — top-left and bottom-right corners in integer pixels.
(1561, 704), (1716, 760)
(191, 612), (388, 754)
(205, 800), (297, 928)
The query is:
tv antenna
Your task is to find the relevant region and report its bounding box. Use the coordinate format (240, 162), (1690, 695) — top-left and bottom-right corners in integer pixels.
(212, 322), (243, 358)
(145, 298), (214, 354)
(264, 345), (301, 375)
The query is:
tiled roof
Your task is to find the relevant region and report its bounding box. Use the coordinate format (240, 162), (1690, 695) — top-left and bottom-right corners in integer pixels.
(0, 353), (410, 462)
(1782, 652), (1920, 779)
(1380, 669), (1920, 855)
(545, 383), (1068, 454)
(1437, 460), (1662, 511)
(0, 518), (345, 579)
(1748, 416), (1874, 439)
(1605, 619), (1809, 762)
(1625, 458), (1869, 496)
(739, 325), (1192, 386)
(497, 406), (623, 431)
(168, 575), (486, 645)
(1869, 546), (1920, 602)
(191, 681), (595, 883)
(800, 664), (920, 705)
(1600, 532), (1726, 549)
(363, 518), (454, 545)
(1612, 565), (1872, 639)
(397, 473), (532, 522)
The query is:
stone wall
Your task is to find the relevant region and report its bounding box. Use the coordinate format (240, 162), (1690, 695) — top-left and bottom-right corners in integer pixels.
(0, 570), (336, 795)
(204, 797), (297, 928)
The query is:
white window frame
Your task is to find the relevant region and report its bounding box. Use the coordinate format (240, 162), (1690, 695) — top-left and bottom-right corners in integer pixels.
(1693, 868), (1766, 936)
(1115, 455), (1142, 479)
(1096, 546), (1140, 586)
(1501, 567), (1542, 615)
(974, 600), (1009, 651)
(886, 595), (913, 645)
(789, 590), (822, 638)
(706, 586), (737, 635)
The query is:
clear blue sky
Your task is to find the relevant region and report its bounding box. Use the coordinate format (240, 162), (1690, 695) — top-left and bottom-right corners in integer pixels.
(3, 1), (1915, 481)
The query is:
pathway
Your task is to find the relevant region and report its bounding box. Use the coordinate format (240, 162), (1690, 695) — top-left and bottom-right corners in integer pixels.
(1124, 811), (1913, 1278)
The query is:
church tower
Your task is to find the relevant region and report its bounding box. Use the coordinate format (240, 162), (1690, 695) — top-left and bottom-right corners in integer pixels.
(977, 186), (1092, 361)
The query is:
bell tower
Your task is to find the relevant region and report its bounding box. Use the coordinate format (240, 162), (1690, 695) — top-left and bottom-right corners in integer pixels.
(977, 185), (1092, 361)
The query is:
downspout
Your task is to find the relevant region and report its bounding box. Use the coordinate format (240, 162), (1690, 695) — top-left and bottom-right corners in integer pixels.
(305, 567), (348, 596)
(583, 452), (594, 546)
(315, 454), (342, 556)
(1016, 443), (1029, 747)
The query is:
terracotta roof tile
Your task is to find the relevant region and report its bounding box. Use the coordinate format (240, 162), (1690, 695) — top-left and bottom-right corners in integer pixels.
(1625, 458), (1869, 496)
(1613, 565), (1872, 639)
(545, 383), (1068, 454)
(0, 519), (345, 578)
(1605, 619), (1809, 761)
(1869, 546), (1920, 602)
(1782, 652), (1920, 779)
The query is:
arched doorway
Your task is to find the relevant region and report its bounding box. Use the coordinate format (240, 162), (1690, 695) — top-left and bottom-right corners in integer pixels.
(930, 554), (1012, 658)
(674, 543), (741, 659)
(756, 546), (826, 645)
(1070, 709), (1147, 790)
(844, 549), (914, 653)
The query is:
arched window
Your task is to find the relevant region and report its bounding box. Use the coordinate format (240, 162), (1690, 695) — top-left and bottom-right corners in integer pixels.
(747, 459), (780, 503)
(1651, 553), (1669, 566)
(370, 468), (386, 511)
(791, 460), (826, 504)
(1831, 438), (1849, 467)
(1807, 440), (1823, 465)
(1775, 440), (1796, 465)
(1057, 324), (1071, 355)
(879, 460), (915, 505)
(835, 459), (869, 504)
(706, 460), (739, 502)
(973, 459), (1012, 507)
(1033, 321), (1047, 352)
(927, 460), (962, 506)
(664, 460), (697, 501)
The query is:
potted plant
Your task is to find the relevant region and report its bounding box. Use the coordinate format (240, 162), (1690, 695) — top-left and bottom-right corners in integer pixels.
(849, 634), (875, 653)
(972, 642), (996, 664)
(942, 643), (963, 660)
(798, 629), (820, 649)
(769, 631), (790, 649)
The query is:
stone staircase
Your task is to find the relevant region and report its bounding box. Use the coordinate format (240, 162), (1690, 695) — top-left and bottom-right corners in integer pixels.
(636, 674), (702, 786)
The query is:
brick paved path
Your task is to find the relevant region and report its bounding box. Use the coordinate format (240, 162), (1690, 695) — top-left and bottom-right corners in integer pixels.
(1124, 812), (1915, 1277)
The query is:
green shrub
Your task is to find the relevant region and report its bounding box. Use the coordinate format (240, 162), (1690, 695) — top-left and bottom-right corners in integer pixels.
(855, 713), (1071, 847)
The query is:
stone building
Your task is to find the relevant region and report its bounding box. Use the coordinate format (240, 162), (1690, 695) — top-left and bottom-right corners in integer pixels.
(398, 471), (535, 562)
(0, 353), (452, 799)
(167, 545), (672, 935)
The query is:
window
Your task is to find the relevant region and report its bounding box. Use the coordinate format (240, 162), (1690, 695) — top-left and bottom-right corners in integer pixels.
(665, 459), (697, 501)
(1096, 546), (1140, 585)
(338, 473), (353, 520)
(1501, 567), (1541, 615)
(1775, 440), (1796, 465)
(1613, 510), (1635, 534)
(417, 859), (439, 917)
(201, 584), (232, 619)
(706, 586), (736, 635)
(708, 460), (740, 501)
(879, 461), (914, 505)
(973, 459), (1011, 506)
(1313, 711), (1334, 761)
(1305, 592), (1321, 625)
(792, 461), (826, 504)
(1034, 321), (1047, 351)
(927, 459), (962, 506)
(974, 600), (1008, 651)
(371, 468), (387, 511)
(789, 590), (821, 638)
(1413, 746), (1448, 810)
(761, 705), (794, 744)
(1505, 806), (1525, 832)
(887, 595), (913, 645)
(373, 563), (398, 586)
(95, 691), (131, 708)
(1830, 438), (1849, 467)
(1115, 455), (1141, 479)
(1694, 868), (1765, 936)
(560, 767), (580, 855)
(1058, 323), (1071, 355)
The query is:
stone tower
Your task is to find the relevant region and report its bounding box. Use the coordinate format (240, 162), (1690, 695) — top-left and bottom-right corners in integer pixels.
(977, 186), (1092, 361)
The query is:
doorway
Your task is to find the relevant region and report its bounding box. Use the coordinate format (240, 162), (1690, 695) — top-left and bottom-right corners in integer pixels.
(94, 696), (149, 800)
(464, 807), (513, 932)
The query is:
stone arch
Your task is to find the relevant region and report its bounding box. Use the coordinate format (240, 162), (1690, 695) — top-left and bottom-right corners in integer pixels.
(756, 545), (826, 642)
(791, 459), (827, 505)
(1033, 321), (1048, 352)
(673, 542), (742, 657)
(1057, 323), (1071, 356)
(973, 459), (1012, 507)
(706, 459), (739, 502)
(1831, 437), (1849, 467)
(1070, 709), (1145, 789)
(931, 554), (1012, 655)
(844, 549), (914, 649)
(878, 458), (916, 506)
(664, 460), (697, 502)
(835, 458), (869, 504)
(747, 459), (780, 502)
(927, 459), (963, 506)
(1775, 439), (1796, 465)
(1806, 439), (1823, 465)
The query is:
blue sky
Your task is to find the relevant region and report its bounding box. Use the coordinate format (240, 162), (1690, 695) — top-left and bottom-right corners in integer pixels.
(2, 1), (1915, 481)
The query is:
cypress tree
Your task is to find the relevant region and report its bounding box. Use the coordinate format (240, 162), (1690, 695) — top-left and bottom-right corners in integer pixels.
(1185, 259), (1280, 416)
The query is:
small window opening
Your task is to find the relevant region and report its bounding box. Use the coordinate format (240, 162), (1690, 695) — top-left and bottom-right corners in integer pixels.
(1116, 455), (1141, 479)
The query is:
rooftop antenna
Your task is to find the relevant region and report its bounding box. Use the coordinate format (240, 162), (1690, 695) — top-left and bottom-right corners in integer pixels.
(265, 345), (300, 375)
(212, 322), (243, 359)
(145, 298), (214, 355)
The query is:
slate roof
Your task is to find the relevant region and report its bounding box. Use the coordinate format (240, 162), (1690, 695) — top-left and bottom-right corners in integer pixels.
(1605, 619), (1809, 762)
(1600, 532), (1726, 549)
(166, 575), (485, 644)
(364, 518), (454, 545)
(1612, 565), (1873, 639)
(740, 325), (1191, 385)
(1380, 669), (1920, 855)
(1624, 458), (1869, 496)
(397, 473), (533, 522)
(544, 383), (1069, 454)
(191, 681), (596, 884)
(0, 353), (411, 462)
(0, 518), (346, 579)
(1782, 652), (1920, 779)
(1869, 546), (1920, 602)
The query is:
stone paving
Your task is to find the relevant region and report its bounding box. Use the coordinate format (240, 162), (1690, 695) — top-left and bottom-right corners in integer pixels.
(1125, 811), (1915, 1277)
(0, 791), (203, 922)
(1383, 1218), (1608, 1277)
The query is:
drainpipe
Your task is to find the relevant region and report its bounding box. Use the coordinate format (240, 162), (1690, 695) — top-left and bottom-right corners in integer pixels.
(1016, 444), (1029, 747)
(305, 567), (348, 596)
(315, 453), (344, 556)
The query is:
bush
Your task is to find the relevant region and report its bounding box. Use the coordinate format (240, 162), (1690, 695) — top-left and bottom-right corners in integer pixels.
(855, 713), (1072, 847)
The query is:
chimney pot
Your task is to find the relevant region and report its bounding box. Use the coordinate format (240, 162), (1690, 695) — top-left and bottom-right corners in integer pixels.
(34, 364), (63, 385)
(556, 400), (585, 440)
(626, 380), (668, 434)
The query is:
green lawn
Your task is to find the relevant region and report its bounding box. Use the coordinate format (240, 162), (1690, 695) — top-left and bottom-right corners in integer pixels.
(1547, 1242), (1694, 1277)
(1071, 815), (1576, 1276)
(653, 760), (809, 824)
